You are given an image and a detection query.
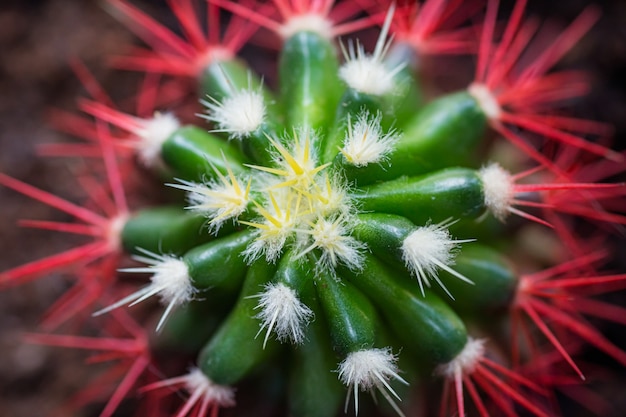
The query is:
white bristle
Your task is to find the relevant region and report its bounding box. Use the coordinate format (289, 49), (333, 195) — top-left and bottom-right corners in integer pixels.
(338, 348), (409, 417)
(297, 215), (365, 272)
(93, 249), (194, 331)
(252, 283), (314, 348)
(341, 110), (399, 167)
(200, 87), (266, 139)
(338, 5), (404, 96)
(401, 221), (474, 298)
(436, 338), (486, 379)
(479, 163), (515, 221)
(183, 368), (236, 407)
(135, 112), (180, 167)
(468, 83), (502, 120)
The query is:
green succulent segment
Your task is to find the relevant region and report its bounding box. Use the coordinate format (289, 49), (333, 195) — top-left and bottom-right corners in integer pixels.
(197, 260), (278, 386)
(161, 125), (246, 182)
(237, 125), (277, 168)
(289, 314), (344, 417)
(356, 168), (486, 225)
(159, 300), (232, 353)
(183, 230), (254, 292)
(316, 267), (379, 356)
(277, 251), (343, 417)
(346, 255), (468, 365)
(273, 250), (316, 301)
(279, 31), (343, 132)
(347, 92), (486, 185)
(353, 213), (417, 265)
(399, 91), (486, 168)
(121, 206), (211, 255)
(288, 282), (343, 417)
(434, 245), (518, 314)
(109, 10), (532, 416)
(448, 213), (505, 242)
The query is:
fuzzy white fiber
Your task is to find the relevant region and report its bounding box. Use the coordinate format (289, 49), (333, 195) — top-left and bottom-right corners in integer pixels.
(479, 163), (515, 221)
(437, 338), (486, 379)
(341, 111), (399, 167)
(200, 88), (266, 139)
(94, 249), (194, 331)
(253, 283), (313, 347)
(401, 222), (474, 298)
(135, 112), (180, 167)
(338, 348), (408, 416)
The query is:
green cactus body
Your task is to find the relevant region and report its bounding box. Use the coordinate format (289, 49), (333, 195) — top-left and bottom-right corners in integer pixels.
(161, 125), (246, 181)
(112, 12), (551, 414)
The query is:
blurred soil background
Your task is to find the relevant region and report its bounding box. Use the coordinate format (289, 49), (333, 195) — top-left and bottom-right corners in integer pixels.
(1, 0), (626, 416)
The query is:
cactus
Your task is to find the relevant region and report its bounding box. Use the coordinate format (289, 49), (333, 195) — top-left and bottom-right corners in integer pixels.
(1, 1), (625, 416)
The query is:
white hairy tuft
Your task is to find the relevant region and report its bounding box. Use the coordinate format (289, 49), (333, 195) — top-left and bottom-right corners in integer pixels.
(94, 249), (194, 331)
(436, 338), (486, 379)
(341, 110), (399, 167)
(311, 172), (353, 218)
(252, 283), (314, 348)
(479, 163), (515, 221)
(468, 83), (502, 120)
(401, 221), (474, 298)
(135, 112), (180, 167)
(297, 216), (366, 272)
(243, 230), (289, 264)
(183, 368), (236, 407)
(200, 88), (266, 139)
(338, 348), (409, 417)
(338, 5), (404, 96)
(168, 166), (250, 232)
(241, 189), (298, 263)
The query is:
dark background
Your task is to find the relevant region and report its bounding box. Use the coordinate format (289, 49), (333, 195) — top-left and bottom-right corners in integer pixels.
(0, 0), (625, 416)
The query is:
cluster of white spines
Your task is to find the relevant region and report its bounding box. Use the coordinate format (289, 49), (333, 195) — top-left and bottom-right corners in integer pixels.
(341, 110), (400, 167)
(249, 130), (324, 188)
(339, 5), (404, 96)
(241, 188), (300, 263)
(437, 338), (486, 379)
(145, 368), (236, 416)
(401, 220), (474, 298)
(134, 112), (181, 167)
(94, 249), (194, 331)
(338, 348), (409, 417)
(183, 368), (236, 408)
(200, 85), (266, 139)
(169, 159), (251, 232)
(479, 162), (515, 221)
(312, 172), (353, 217)
(252, 282), (314, 347)
(197, 69), (266, 140)
(240, 129), (360, 268)
(468, 82), (502, 121)
(297, 215), (366, 272)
